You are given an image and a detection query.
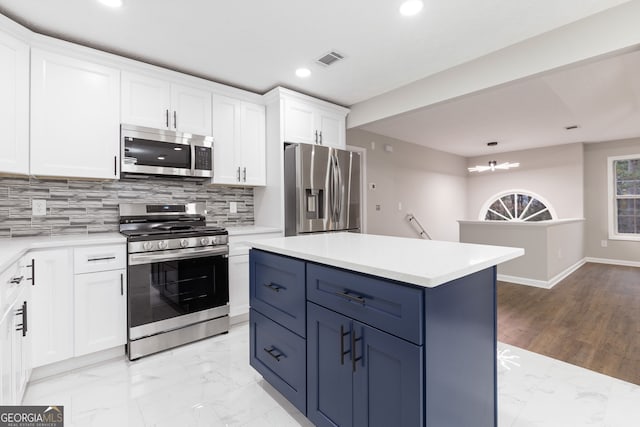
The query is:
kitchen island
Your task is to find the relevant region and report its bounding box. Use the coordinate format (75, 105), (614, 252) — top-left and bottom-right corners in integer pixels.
(248, 233), (523, 427)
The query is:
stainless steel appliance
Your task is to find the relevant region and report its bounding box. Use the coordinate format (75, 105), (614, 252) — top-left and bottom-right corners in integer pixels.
(284, 143), (361, 236)
(119, 203), (229, 360)
(121, 124), (213, 179)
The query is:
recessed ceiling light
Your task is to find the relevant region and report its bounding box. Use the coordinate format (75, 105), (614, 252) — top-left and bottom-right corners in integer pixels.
(399, 0), (424, 16)
(98, 0), (123, 8)
(296, 68), (311, 78)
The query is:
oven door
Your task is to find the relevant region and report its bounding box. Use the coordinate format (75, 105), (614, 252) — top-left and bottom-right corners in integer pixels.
(127, 248), (229, 340)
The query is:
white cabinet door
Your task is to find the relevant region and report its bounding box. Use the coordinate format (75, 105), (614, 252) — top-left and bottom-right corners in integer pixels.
(171, 84), (212, 135)
(240, 102), (266, 186)
(30, 49), (120, 179)
(12, 288), (29, 404)
(74, 269), (126, 356)
(0, 309), (12, 404)
(121, 71), (171, 129)
(212, 94), (241, 185)
(317, 109), (346, 149)
(228, 254), (249, 318)
(30, 249), (74, 368)
(0, 32), (29, 175)
(283, 98), (317, 144)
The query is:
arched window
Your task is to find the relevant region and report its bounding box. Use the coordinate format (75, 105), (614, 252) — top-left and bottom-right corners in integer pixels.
(480, 191), (555, 222)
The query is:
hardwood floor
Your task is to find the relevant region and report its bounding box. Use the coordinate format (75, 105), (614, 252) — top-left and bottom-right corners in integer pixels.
(497, 262), (640, 385)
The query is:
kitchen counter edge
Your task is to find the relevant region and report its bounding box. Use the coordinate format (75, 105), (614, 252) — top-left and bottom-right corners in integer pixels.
(249, 233), (524, 288)
(0, 233), (126, 273)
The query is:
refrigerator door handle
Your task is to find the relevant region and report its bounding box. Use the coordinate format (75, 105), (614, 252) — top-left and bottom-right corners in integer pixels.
(335, 153), (343, 223)
(331, 152), (339, 223)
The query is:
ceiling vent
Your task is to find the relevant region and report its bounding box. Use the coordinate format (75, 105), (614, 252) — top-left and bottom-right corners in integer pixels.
(316, 51), (345, 67)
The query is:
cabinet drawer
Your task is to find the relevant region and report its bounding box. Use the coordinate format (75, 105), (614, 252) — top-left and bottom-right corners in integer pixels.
(74, 245), (126, 274)
(250, 250), (305, 337)
(250, 309), (306, 414)
(307, 263), (424, 345)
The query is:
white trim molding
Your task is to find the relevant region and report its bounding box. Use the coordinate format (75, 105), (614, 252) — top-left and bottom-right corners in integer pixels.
(498, 258), (586, 289)
(478, 189), (557, 221)
(607, 154), (640, 241)
(585, 257), (640, 268)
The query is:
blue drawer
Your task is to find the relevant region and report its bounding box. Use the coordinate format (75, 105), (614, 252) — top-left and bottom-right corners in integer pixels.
(307, 263), (424, 345)
(250, 309), (306, 414)
(250, 250), (306, 337)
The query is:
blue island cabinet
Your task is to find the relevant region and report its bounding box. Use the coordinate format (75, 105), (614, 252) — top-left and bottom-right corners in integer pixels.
(249, 248), (497, 427)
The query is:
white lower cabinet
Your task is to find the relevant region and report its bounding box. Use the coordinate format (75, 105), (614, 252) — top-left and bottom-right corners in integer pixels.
(74, 269), (126, 356)
(228, 231), (282, 320)
(228, 254), (249, 318)
(30, 243), (126, 370)
(30, 249), (74, 368)
(0, 256), (32, 405)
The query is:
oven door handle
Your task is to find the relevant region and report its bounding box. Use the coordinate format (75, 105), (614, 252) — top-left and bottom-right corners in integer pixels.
(128, 246), (229, 265)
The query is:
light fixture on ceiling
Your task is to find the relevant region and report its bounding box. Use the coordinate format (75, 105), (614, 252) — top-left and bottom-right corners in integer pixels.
(564, 125), (580, 130)
(98, 0), (123, 8)
(399, 0), (424, 16)
(295, 68), (311, 78)
(468, 160), (520, 173)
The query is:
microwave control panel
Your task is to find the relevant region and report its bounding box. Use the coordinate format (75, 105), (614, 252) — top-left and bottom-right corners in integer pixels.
(194, 146), (212, 171)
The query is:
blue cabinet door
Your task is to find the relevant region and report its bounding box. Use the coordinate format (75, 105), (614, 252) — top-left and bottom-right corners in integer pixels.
(307, 302), (354, 427)
(250, 249), (306, 337)
(352, 321), (423, 427)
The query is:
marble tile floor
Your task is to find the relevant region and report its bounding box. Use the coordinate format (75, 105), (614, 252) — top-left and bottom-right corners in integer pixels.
(23, 323), (640, 427)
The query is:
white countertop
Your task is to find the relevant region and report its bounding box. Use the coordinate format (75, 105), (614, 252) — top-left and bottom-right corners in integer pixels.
(226, 226), (282, 237)
(0, 233), (126, 273)
(250, 233), (524, 288)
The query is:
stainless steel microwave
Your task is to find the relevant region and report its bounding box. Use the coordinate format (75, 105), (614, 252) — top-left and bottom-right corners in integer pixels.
(120, 124), (213, 179)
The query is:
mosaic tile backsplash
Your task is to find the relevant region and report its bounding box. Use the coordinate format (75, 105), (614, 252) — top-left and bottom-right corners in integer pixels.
(0, 176), (254, 238)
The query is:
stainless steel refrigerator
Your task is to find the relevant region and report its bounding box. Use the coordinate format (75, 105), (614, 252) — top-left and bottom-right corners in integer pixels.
(284, 143), (361, 236)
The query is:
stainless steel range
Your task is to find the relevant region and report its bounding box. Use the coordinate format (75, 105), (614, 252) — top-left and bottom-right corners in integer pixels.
(119, 203), (229, 360)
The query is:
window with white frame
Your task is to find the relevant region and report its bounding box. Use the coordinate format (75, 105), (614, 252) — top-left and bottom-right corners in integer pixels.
(609, 155), (640, 238)
(481, 191), (555, 222)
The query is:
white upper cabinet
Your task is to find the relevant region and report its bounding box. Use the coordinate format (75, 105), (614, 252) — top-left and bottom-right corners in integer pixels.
(283, 98), (317, 145)
(240, 102), (266, 186)
(171, 84), (212, 135)
(30, 49), (120, 179)
(121, 72), (171, 129)
(0, 32), (29, 175)
(211, 94), (265, 186)
(121, 72), (212, 135)
(283, 96), (347, 148)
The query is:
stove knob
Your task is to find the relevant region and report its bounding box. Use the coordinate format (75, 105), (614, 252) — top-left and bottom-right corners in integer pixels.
(180, 239), (189, 248)
(143, 242), (153, 251)
(158, 241), (168, 250)
(200, 237), (209, 246)
(211, 236), (219, 245)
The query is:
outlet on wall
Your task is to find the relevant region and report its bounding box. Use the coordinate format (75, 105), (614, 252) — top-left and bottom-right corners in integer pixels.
(601, 240), (608, 248)
(229, 201), (237, 214)
(32, 199), (46, 216)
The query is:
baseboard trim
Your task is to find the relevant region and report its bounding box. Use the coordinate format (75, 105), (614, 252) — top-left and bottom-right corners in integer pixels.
(497, 274), (550, 289)
(498, 258), (586, 289)
(230, 311), (249, 325)
(30, 346), (126, 382)
(585, 257), (640, 268)
(547, 259), (587, 288)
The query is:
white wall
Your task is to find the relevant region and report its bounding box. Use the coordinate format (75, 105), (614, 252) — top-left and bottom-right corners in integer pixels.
(347, 129), (467, 241)
(466, 143), (584, 220)
(459, 219), (585, 287)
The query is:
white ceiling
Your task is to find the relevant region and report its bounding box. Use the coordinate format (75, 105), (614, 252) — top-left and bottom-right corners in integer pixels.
(0, 0), (630, 106)
(360, 48), (640, 157)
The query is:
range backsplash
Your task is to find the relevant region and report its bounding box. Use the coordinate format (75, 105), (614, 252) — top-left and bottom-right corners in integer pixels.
(0, 176), (254, 238)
